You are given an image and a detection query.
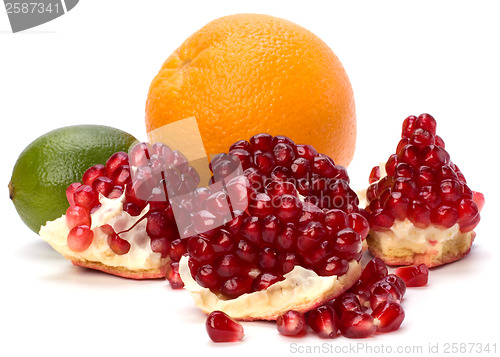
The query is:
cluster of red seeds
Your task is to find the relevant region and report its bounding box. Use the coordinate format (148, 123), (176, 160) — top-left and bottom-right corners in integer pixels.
(205, 258), (430, 342)
(365, 114), (480, 232)
(186, 134), (369, 298)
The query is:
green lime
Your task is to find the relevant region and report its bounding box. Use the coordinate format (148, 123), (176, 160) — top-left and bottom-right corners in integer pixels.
(9, 125), (138, 234)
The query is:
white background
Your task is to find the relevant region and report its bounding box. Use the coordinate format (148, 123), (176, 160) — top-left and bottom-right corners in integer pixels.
(1, 1), (499, 356)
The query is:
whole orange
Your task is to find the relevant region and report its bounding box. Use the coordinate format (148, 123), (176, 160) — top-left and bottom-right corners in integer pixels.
(145, 14), (356, 166)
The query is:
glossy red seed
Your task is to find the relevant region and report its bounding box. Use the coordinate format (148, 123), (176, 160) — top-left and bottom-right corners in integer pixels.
(235, 239), (258, 263)
(359, 257), (388, 287)
(372, 301), (405, 333)
(276, 223), (296, 251)
(472, 191), (485, 211)
(296, 221), (327, 252)
(253, 150), (276, 174)
(187, 236), (215, 262)
(372, 280), (403, 304)
(416, 166), (438, 186)
(431, 204), (459, 228)
(296, 144), (318, 161)
(215, 254), (242, 278)
(258, 247), (278, 271)
(230, 139), (253, 153)
(228, 149), (253, 170)
(332, 228), (361, 261)
(73, 184), (98, 210)
(107, 234), (131, 255)
(315, 255), (348, 276)
(273, 143), (296, 166)
(421, 145), (450, 167)
(251, 272), (283, 291)
(347, 213), (370, 240)
(275, 194), (303, 222)
(276, 251), (297, 275)
(66, 182), (82, 206)
(418, 185), (442, 209)
(385, 154), (398, 176)
(169, 238), (187, 262)
(416, 113), (437, 135)
(276, 310), (307, 337)
(394, 264), (429, 287)
(397, 144), (420, 167)
(396, 137), (410, 154)
(206, 311), (244, 343)
(435, 135), (445, 148)
(380, 274), (407, 297)
(250, 133), (273, 151)
(347, 280), (371, 308)
(195, 264), (220, 289)
(394, 162), (414, 179)
(307, 305), (338, 339)
(339, 311), (376, 338)
(457, 199), (480, 232)
(291, 157), (311, 179)
(324, 209), (348, 233)
(150, 237), (170, 258)
(67, 225), (94, 252)
(332, 292), (362, 317)
(91, 176), (114, 197)
(66, 206), (91, 229)
(166, 261), (184, 289)
(392, 177), (418, 198)
(313, 156), (337, 178)
(401, 115), (418, 138)
(369, 209), (395, 231)
(384, 192), (409, 221)
(105, 151), (129, 176)
(220, 276), (252, 298)
(110, 165), (132, 186)
(408, 200), (432, 228)
(82, 164), (107, 186)
(410, 128), (435, 149)
(439, 179), (463, 204)
(368, 166), (381, 184)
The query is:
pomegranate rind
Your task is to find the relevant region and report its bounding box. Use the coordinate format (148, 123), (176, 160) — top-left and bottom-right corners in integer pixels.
(39, 194), (170, 279)
(179, 256), (361, 321)
(366, 219), (475, 267)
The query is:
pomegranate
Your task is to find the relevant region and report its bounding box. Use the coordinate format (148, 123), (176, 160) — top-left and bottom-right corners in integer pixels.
(363, 114), (483, 267)
(39, 142), (201, 280)
(206, 311), (244, 342)
(276, 310), (307, 337)
(179, 134), (366, 320)
(394, 264), (429, 287)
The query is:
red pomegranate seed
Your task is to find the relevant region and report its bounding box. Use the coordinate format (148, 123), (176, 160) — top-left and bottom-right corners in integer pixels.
(408, 200), (432, 228)
(73, 184), (98, 210)
(339, 311), (376, 339)
(410, 128), (435, 149)
(82, 164), (107, 186)
(394, 264), (429, 287)
(369, 166), (381, 184)
(324, 209), (348, 233)
(439, 179), (463, 204)
(235, 239), (258, 263)
(230, 139), (253, 153)
(380, 274), (407, 297)
(220, 276), (252, 298)
(313, 156), (337, 178)
(105, 151), (129, 176)
(258, 247), (278, 271)
(251, 272), (283, 291)
(275, 223), (296, 251)
(332, 292), (362, 317)
(228, 149), (253, 170)
(169, 238), (187, 262)
(435, 135), (445, 148)
(347, 213), (369, 241)
(67, 225), (94, 252)
(472, 191), (485, 211)
(195, 264), (220, 289)
(215, 254), (242, 278)
(107, 185), (124, 199)
(291, 157), (311, 179)
(250, 133), (273, 151)
(394, 162), (414, 179)
(107, 234), (131, 255)
(416, 166), (438, 186)
(392, 177), (418, 198)
(372, 301), (405, 333)
(66, 182), (82, 206)
(431, 204), (459, 228)
(146, 211), (175, 238)
(384, 192), (409, 221)
(457, 199), (480, 232)
(396, 137), (410, 154)
(66, 206), (91, 229)
(295, 144), (318, 161)
(187, 236), (215, 262)
(307, 304), (338, 339)
(211, 229), (235, 253)
(416, 113), (437, 135)
(397, 144), (419, 167)
(347, 280), (372, 308)
(371, 280), (403, 309)
(92, 176), (114, 197)
(296, 221), (327, 252)
(249, 193), (274, 218)
(273, 143), (296, 166)
(369, 209), (395, 231)
(385, 154), (398, 176)
(401, 115), (417, 138)
(315, 255), (348, 276)
(418, 185), (442, 209)
(274, 194), (303, 222)
(332, 228), (361, 261)
(276, 251), (298, 275)
(110, 165), (132, 186)
(253, 150), (276, 175)
(129, 143), (152, 167)
(166, 261), (184, 289)
(206, 311), (244, 343)
(271, 164), (292, 182)
(421, 145), (450, 167)
(150, 237), (170, 258)
(276, 310), (307, 337)
(359, 257), (388, 287)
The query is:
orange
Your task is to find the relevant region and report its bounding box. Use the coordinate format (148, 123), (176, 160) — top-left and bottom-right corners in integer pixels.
(145, 14), (356, 166)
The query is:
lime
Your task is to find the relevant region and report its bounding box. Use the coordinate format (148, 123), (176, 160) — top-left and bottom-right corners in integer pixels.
(9, 125), (138, 233)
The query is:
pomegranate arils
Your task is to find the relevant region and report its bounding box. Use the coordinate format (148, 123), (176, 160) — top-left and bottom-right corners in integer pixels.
(369, 166), (381, 184)
(307, 305), (338, 339)
(82, 164), (107, 186)
(381, 274), (406, 297)
(372, 301), (405, 333)
(416, 113), (437, 135)
(150, 237), (170, 258)
(273, 143), (296, 166)
(315, 255), (348, 276)
(252, 272), (283, 291)
(166, 261), (184, 289)
(67, 225), (94, 252)
(410, 128), (435, 149)
(277, 310), (306, 337)
(220, 276), (252, 298)
(457, 199), (480, 232)
(401, 115), (417, 138)
(110, 165), (132, 186)
(66, 206), (91, 229)
(295, 144), (317, 160)
(332, 228), (361, 261)
(229, 139), (253, 153)
(195, 264), (220, 289)
(360, 257), (388, 287)
(105, 151), (129, 177)
(332, 292), (362, 317)
(253, 150), (276, 175)
(92, 176), (114, 197)
(347, 280), (371, 308)
(73, 184), (98, 210)
(339, 311), (376, 339)
(107, 234), (131, 255)
(274, 194), (303, 222)
(394, 264), (429, 287)
(250, 133), (273, 151)
(206, 311), (244, 343)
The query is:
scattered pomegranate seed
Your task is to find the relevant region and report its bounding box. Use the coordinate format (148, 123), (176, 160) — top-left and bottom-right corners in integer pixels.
(394, 264), (429, 287)
(307, 305), (338, 339)
(206, 311), (244, 343)
(372, 301), (405, 333)
(332, 292), (362, 317)
(339, 311), (376, 338)
(359, 257), (388, 287)
(276, 310), (307, 337)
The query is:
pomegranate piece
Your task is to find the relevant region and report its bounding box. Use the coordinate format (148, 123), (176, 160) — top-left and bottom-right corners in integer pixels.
(394, 264), (429, 287)
(307, 305), (338, 339)
(65, 206), (91, 229)
(359, 257), (388, 287)
(166, 261), (184, 289)
(206, 311), (244, 343)
(372, 301), (405, 333)
(276, 310), (307, 337)
(339, 311), (376, 338)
